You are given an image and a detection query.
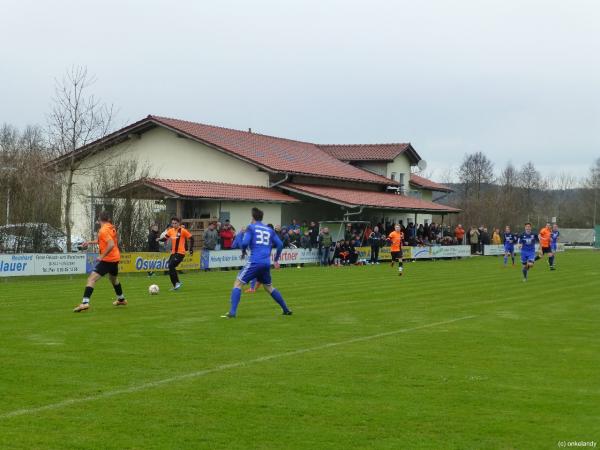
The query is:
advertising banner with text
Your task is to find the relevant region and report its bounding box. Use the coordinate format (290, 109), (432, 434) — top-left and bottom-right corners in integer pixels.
(85, 252), (201, 274)
(0, 253), (86, 277)
(203, 248), (320, 269)
(483, 244), (564, 256)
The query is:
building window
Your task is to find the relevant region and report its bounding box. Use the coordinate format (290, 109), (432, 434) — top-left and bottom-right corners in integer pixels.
(390, 172), (396, 181)
(399, 173), (405, 193)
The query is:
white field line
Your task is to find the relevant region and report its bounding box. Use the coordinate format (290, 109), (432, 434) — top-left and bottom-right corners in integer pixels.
(0, 315), (476, 420)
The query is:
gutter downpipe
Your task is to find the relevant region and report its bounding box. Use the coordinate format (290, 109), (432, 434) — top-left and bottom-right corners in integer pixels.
(343, 205), (365, 221)
(269, 173), (289, 188)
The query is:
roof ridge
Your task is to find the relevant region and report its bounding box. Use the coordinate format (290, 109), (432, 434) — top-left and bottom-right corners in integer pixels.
(149, 115), (317, 146)
(317, 143), (410, 147)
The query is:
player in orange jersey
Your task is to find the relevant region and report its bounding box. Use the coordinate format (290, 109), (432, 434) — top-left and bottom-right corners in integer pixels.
(538, 222), (553, 270)
(387, 224), (405, 276)
(160, 217), (194, 290)
(73, 211), (126, 312)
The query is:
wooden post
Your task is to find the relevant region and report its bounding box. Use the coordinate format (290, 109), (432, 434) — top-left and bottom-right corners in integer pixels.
(176, 199), (183, 219)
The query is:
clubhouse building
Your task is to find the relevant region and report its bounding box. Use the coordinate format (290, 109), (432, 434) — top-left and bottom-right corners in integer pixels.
(53, 115), (459, 236)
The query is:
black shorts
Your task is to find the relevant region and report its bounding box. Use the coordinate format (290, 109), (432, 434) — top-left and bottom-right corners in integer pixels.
(93, 261), (119, 277)
(391, 250), (403, 261)
(541, 246), (552, 254)
(169, 253), (185, 269)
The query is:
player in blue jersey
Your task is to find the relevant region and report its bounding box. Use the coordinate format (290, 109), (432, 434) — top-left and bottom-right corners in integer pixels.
(222, 207), (292, 318)
(518, 222), (539, 282)
(549, 223), (560, 270)
(503, 225), (517, 267)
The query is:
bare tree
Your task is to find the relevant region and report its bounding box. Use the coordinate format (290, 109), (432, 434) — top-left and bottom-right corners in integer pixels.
(47, 66), (114, 251)
(457, 152), (495, 200)
(583, 158), (600, 227)
(0, 124), (61, 251)
(82, 159), (158, 251)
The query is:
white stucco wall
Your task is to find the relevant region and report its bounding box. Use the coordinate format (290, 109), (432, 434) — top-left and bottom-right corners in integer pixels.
(354, 161), (387, 177)
(386, 154), (411, 189)
(65, 126), (270, 238)
(219, 202), (282, 231)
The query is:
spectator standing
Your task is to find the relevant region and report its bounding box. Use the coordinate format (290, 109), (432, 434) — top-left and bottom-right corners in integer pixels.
(344, 223), (354, 242)
(368, 226), (383, 264)
(454, 224), (465, 244)
(219, 223), (235, 250)
(300, 220), (309, 235)
(318, 227), (333, 266)
(469, 226), (480, 255)
(147, 223), (160, 277)
(481, 227), (491, 247)
(280, 227), (291, 248)
(203, 223), (219, 270)
(300, 231), (311, 249)
(289, 219), (300, 231)
(308, 221), (319, 248)
(492, 228), (502, 245)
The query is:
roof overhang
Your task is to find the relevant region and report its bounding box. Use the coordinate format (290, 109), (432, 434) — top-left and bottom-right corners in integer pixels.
(105, 178), (300, 203)
(281, 183), (460, 214)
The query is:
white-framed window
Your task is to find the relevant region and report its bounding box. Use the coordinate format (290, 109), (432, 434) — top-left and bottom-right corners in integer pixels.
(390, 172), (397, 181)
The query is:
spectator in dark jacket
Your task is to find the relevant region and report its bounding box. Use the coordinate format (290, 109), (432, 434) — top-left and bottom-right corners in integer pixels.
(368, 226), (383, 264)
(300, 231), (311, 249)
(308, 221), (319, 248)
(147, 223), (160, 276)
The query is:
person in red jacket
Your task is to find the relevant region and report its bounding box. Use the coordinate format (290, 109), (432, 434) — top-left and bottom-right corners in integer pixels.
(454, 224), (465, 244)
(220, 222), (235, 250)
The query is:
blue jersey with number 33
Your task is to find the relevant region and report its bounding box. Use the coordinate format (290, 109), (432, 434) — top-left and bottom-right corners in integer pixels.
(242, 222), (283, 264)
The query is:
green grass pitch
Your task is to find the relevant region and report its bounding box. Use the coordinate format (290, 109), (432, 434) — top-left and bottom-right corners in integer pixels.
(0, 251), (598, 449)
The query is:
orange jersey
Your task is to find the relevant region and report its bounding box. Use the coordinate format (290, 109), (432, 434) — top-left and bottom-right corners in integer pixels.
(539, 227), (551, 247)
(98, 223), (120, 262)
(166, 227), (192, 255)
(388, 231), (404, 252)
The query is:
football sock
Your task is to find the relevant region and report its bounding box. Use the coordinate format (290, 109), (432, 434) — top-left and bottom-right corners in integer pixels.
(250, 279), (256, 290)
(113, 283), (124, 299)
(83, 286), (94, 303)
(549, 255), (554, 266)
(522, 267), (528, 279)
(398, 262), (403, 272)
(511, 256), (515, 264)
(169, 267), (179, 286)
(504, 255), (508, 265)
(230, 287), (242, 316)
(270, 289), (290, 313)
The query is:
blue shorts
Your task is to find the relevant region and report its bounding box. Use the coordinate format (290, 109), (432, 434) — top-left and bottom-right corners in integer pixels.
(521, 251), (535, 265)
(551, 243), (558, 252)
(237, 262), (272, 285)
(504, 245), (514, 254)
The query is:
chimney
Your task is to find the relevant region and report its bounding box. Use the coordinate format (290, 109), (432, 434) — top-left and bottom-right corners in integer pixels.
(248, 128), (252, 133)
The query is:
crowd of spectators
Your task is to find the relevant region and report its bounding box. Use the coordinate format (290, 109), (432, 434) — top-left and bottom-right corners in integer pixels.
(461, 225), (504, 255)
(152, 218), (519, 269)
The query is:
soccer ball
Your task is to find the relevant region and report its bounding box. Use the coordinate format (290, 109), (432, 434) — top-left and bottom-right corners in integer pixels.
(148, 284), (160, 295)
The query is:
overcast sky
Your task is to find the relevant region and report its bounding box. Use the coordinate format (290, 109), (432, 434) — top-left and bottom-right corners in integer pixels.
(1, 0), (599, 182)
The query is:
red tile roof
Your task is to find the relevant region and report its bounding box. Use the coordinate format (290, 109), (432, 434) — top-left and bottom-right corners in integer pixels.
(116, 178), (299, 203)
(318, 143), (413, 161)
(282, 183), (460, 213)
(149, 116), (393, 185)
(409, 174), (453, 192)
